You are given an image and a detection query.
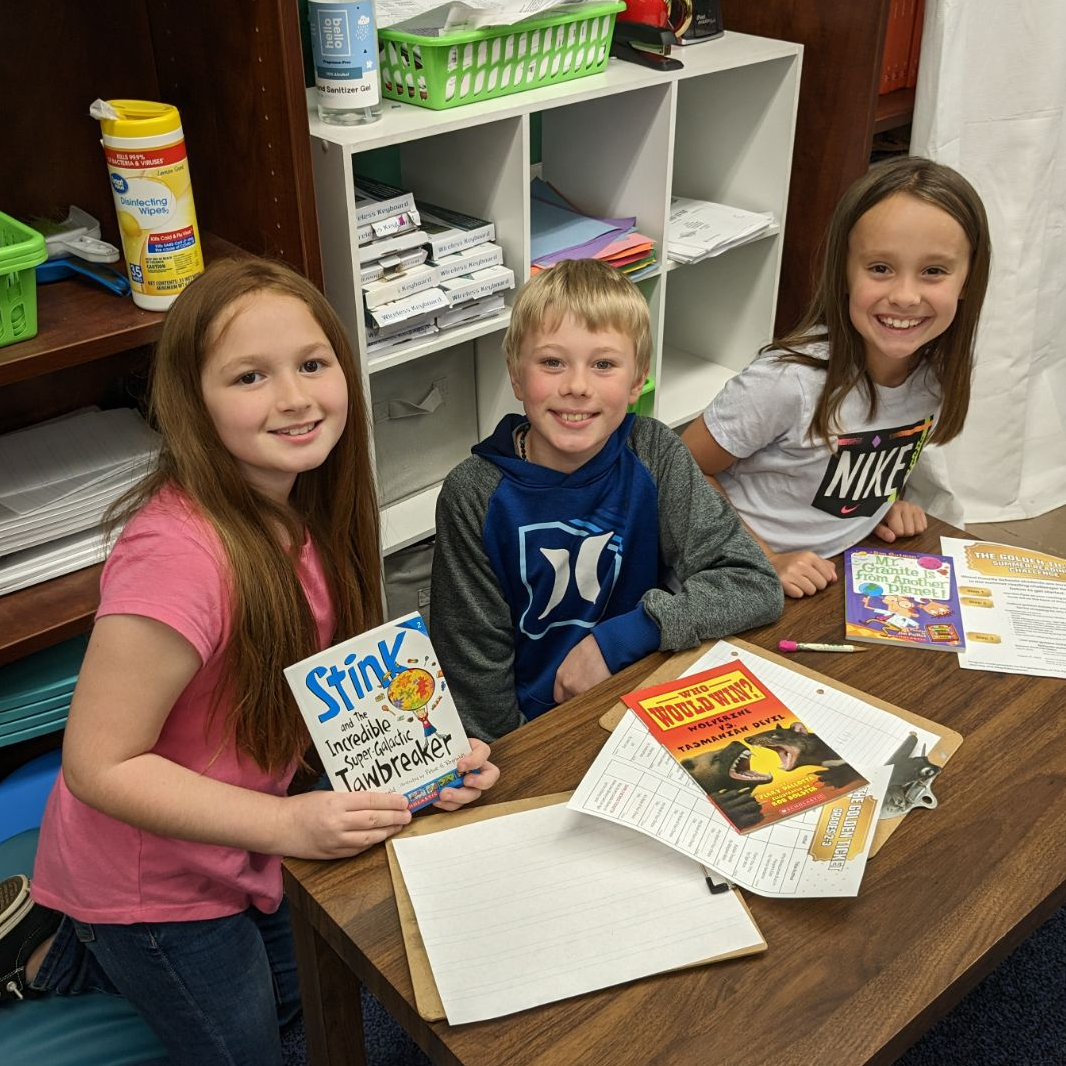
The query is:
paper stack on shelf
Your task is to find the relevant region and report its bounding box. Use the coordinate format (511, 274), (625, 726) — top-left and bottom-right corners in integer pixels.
(529, 178), (658, 280)
(423, 205), (512, 334)
(667, 198), (774, 265)
(0, 634), (88, 748)
(358, 179), (513, 359)
(0, 407), (159, 593)
(0, 528), (119, 597)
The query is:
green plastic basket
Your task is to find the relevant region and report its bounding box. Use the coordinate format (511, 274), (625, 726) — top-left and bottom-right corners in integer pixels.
(379, 1), (625, 111)
(0, 212), (46, 349)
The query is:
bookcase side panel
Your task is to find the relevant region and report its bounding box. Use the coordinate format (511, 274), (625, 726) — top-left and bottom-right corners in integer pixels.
(672, 56), (799, 223)
(660, 238), (783, 428)
(659, 54), (799, 430)
(539, 84), (674, 252)
(312, 140), (364, 355)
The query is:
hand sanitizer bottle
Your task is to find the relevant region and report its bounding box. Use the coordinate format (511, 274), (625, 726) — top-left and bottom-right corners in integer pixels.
(308, 0), (383, 125)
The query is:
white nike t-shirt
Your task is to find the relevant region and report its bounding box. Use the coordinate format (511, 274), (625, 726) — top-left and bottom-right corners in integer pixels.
(704, 345), (942, 557)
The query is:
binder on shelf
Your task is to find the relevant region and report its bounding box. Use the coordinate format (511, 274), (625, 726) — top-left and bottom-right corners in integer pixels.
(906, 0), (926, 89)
(419, 204), (496, 259)
(431, 242), (505, 281)
(438, 265), (515, 308)
(879, 0), (914, 95)
(435, 293), (506, 331)
(354, 178), (417, 226)
(366, 287), (449, 330)
(362, 264), (441, 310)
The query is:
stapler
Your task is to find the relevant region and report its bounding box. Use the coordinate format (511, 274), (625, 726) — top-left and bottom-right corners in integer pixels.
(612, 0), (683, 70)
(32, 206), (131, 296)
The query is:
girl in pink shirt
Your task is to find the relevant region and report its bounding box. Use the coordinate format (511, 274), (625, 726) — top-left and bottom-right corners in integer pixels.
(0, 258), (499, 1064)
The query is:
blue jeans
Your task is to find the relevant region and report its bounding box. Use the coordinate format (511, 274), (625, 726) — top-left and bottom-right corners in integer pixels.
(30, 898), (300, 1066)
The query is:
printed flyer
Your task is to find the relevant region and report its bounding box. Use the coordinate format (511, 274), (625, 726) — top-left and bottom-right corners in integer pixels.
(941, 538), (1066, 679)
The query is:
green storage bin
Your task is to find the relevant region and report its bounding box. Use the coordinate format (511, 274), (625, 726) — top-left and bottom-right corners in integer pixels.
(0, 212), (46, 349)
(379, 1), (625, 111)
(629, 374), (655, 417)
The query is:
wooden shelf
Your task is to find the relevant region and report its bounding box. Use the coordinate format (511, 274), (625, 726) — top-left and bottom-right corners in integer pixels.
(0, 564), (102, 667)
(874, 87), (915, 134)
(0, 232), (244, 387)
(0, 231), (249, 663)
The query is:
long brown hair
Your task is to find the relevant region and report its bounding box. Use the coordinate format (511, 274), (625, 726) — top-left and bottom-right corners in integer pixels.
(776, 156), (991, 446)
(109, 258), (382, 773)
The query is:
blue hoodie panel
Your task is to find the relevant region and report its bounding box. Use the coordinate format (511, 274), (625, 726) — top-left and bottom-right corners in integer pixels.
(474, 414), (662, 720)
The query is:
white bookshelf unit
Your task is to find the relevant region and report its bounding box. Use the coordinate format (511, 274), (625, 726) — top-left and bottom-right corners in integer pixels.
(307, 32), (801, 556)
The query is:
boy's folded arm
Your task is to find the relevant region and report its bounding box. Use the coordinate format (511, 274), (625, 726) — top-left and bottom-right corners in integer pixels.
(591, 605), (662, 675)
(637, 421), (784, 649)
(430, 468), (524, 744)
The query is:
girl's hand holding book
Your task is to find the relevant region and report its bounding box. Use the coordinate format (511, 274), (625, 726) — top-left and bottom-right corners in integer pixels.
(278, 790), (412, 860)
(433, 739), (501, 812)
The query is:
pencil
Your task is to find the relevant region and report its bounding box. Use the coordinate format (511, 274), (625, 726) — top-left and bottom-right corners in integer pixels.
(778, 640), (866, 653)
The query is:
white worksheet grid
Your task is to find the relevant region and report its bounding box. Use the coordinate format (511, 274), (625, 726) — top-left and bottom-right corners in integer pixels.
(569, 642), (932, 897)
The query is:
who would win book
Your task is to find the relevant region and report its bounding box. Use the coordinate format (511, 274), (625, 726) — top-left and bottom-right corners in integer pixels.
(623, 660), (868, 835)
(284, 612), (471, 810)
(844, 547), (966, 652)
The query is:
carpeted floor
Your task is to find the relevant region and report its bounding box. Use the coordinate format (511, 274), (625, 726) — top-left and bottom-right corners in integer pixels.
(281, 904), (1066, 1066)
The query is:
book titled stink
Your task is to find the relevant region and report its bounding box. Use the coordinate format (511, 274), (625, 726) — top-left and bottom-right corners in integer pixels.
(623, 661), (868, 835)
(284, 613), (471, 811)
(844, 547), (966, 652)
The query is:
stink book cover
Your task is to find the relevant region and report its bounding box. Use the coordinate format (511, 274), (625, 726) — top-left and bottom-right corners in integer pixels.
(623, 661), (868, 835)
(844, 547), (966, 652)
(284, 613), (471, 811)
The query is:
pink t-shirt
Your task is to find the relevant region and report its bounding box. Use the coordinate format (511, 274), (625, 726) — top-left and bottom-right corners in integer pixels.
(32, 489), (335, 923)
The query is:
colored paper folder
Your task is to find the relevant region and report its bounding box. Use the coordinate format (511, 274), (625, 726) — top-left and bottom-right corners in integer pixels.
(529, 178), (658, 277)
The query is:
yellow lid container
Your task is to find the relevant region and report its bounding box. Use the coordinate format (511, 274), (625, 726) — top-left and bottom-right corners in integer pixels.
(91, 98), (204, 311)
(97, 99), (184, 142)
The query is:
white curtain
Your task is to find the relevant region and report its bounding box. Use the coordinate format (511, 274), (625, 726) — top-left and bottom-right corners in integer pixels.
(907, 0), (1066, 525)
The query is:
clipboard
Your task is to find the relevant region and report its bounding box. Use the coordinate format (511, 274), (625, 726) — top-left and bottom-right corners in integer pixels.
(598, 637), (964, 855)
(386, 791), (766, 1022)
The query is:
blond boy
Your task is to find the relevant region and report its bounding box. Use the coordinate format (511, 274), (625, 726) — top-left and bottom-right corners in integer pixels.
(431, 260), (782, 741)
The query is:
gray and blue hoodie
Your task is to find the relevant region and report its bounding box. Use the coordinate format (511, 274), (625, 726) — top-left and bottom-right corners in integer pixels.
(430, 413), (783, 741)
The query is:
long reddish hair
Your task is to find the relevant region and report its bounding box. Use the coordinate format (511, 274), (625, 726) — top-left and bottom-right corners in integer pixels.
(110, 258), (382, 772)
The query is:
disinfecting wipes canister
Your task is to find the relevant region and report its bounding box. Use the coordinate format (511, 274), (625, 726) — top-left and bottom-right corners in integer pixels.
(90, 99), (204, 310)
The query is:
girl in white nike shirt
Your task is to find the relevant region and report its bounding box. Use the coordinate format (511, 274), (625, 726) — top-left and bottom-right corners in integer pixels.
(682, 156), (991, 598)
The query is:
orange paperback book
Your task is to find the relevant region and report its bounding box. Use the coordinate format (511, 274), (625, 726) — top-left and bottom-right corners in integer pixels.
(623, 661), (869, 835)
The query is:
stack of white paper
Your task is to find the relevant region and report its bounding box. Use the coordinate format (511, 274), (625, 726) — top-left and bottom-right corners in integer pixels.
(667, 199), (774, 265)
(0, 408), (159, 592)
(392, 803), (765, 1024)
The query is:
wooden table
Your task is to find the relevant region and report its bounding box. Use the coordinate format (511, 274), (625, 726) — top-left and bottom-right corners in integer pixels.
(284, 518), (1066, 1066)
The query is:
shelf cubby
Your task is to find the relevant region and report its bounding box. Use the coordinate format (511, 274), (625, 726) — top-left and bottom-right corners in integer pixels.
(308, 33), (801, 554)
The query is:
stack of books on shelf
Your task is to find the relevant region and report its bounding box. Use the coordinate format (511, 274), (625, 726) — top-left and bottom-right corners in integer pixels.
(879, 0), (925, 94)
(0, 635), (88, 748)
(529, 177), (658, 280)
(667, 198), (774, 265)
(356, 178), (514, 362)
(0, 408), (159, 595)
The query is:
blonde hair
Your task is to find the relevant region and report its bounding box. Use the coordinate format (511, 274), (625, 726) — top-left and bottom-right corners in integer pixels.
(108, 258), (382, 773)
(777, 155), (991, 446)
(504, 259), (651, 381)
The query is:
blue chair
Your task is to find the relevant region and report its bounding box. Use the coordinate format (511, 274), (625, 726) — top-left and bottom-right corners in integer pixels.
(0, 748), (61, 841)
(0, 753), (167, 1066)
